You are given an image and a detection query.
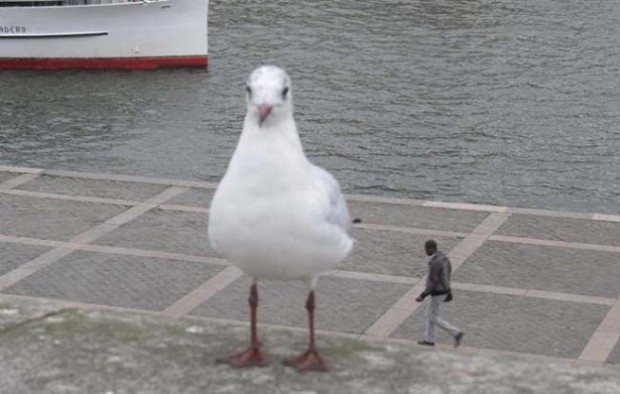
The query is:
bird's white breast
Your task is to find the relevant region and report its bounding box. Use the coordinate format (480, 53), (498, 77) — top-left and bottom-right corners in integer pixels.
(208, 126), (352, 282)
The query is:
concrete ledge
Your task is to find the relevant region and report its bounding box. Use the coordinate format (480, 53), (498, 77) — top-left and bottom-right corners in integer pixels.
(2, 296), (619, 394)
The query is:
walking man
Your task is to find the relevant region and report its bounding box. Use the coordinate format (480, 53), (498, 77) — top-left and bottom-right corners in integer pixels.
(415, 240), (464, 347)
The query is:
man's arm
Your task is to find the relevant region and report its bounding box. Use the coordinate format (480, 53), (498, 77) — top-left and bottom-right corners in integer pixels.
(416, 260), (443, 301)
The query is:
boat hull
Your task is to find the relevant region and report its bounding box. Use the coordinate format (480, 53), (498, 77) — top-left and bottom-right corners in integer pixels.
(0, 0), (208, 69)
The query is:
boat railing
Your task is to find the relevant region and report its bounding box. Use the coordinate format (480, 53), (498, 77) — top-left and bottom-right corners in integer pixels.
(0, 0), (162, 7)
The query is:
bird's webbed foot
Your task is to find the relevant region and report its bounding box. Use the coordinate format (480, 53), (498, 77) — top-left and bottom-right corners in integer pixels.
(283, 348), (328, 373)
(216, 345), (269, 368)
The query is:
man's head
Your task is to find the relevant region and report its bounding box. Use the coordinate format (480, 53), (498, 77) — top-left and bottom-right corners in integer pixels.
(425, 240), (438, 256)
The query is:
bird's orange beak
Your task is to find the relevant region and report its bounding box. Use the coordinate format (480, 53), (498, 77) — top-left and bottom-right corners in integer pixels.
(258, 104), (273, 126)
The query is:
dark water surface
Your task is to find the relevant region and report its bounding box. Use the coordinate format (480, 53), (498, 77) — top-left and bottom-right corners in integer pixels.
(1, 0), (619, 213)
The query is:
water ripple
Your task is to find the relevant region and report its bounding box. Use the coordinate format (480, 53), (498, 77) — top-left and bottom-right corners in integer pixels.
(1, 0), (619, 214)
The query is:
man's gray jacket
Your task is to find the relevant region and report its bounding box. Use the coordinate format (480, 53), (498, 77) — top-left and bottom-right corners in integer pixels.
(420, 252), (452, 299)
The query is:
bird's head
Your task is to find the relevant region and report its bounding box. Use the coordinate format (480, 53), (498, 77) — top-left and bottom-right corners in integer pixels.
(246, 65), (293, 127)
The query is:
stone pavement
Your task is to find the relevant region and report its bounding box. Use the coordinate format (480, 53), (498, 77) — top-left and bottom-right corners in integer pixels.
(1, 165), (620, 385)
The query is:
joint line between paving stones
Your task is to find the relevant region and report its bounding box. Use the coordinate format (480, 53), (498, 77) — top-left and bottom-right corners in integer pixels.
(363, 212), (511, 338)
(0, 172), (41, 191)
(4, 231), (620, 262)
(0, 165), (217, 189)
(4, 165), (620, 222)
(354, 223), (467, 238)
(2, 229), (613, 308)
(163, 268), (423, 319)
(0, 186), (188, 291)
(490, 235), (620, 254)
(1, 233), (617, 307)
(162, 266), (244, 318)
(0, 188), (141, 207)
(0, 234), (65, 248)
(0, 188), (210, 214)
(579, 298), (620, 362)
(0, 165), (42, 174)
(0, 233), (616, 307)
(4, 165), (620, 230)
(6, 185), (620, 236)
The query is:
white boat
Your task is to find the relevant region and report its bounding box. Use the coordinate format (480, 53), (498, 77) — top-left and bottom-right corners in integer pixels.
(0, 0), (208, 69)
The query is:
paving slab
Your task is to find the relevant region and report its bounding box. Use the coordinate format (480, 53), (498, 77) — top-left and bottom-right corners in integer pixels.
(454, 241), (620, 298)
(192, 275), (412, 334)
(95, 209), (215, 256)
(2, 251), (225, 311)
(0, 171), (16, 185)
(391, 290), (609, 359)
(3, 167), (620, 379)
(348, 200), (489, 232)
(167, 188), (214, 208)
(496, 214), (620, 247)
(0, 194), (127, 241)
(340, 228), (461, 277)
(15, 174), (168, 202)
(0, 243), (51, 276)
(1, 295), (620, 394)
(607, 338), (620, 364)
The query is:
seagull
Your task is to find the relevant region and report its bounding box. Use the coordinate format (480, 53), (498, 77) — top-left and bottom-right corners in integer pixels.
(208, 65), (354, 373)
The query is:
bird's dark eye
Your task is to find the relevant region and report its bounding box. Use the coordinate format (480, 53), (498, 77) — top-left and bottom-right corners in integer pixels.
(246, 86), (252, 96)
(282, 87), (289, 99)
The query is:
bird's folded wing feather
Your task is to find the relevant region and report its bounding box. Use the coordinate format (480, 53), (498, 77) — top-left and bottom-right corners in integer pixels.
(310, 164), (352, 233)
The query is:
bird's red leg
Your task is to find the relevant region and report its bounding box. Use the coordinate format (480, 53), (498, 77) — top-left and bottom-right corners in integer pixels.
(216, 282), (268, 367)
(283, 290), (328, 372)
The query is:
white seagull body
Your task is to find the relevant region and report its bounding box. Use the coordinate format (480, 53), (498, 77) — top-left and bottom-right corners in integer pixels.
(208, 65), (354, 372)
(208, 67), (353, 286)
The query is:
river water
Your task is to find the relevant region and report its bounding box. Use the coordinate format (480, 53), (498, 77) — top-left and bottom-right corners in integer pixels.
(1, 0), (619, 213)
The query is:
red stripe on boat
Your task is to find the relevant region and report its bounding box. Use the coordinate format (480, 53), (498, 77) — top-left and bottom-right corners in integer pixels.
(0, 55), (208, 70)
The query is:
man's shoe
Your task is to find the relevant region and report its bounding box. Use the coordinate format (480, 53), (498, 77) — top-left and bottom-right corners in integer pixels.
(454, 332), (464, 348)
(417, 340), (435, 347)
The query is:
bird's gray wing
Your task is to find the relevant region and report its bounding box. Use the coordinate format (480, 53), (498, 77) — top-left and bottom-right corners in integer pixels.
(310, 164), (352, 234)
